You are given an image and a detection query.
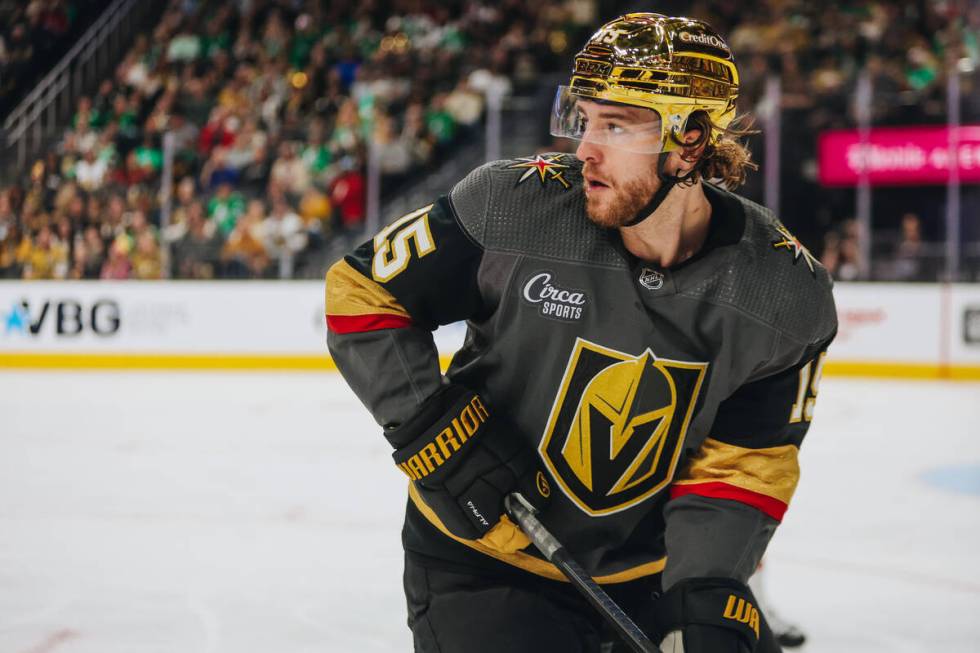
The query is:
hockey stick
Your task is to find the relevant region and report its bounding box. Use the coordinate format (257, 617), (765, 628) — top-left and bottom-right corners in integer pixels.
(505, 493), (659, 653)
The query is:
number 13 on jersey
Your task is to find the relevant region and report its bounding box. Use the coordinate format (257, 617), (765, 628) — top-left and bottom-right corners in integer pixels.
(372, 204), (436, 282)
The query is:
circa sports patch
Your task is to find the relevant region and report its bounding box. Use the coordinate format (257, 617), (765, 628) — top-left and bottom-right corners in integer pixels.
(520, 271), (588, 322)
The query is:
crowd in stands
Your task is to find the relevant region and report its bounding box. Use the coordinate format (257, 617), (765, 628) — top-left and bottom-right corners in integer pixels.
(818, 210), (955, 282)
(673, 0), (980, 128)
(0, 0), (592, 280)
(0, 0), (107, 114)
(1, 0), (978, 281)
(673, 0), (980, 280)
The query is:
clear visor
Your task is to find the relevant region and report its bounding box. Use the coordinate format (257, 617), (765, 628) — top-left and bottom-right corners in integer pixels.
(549, 85), (666, 155)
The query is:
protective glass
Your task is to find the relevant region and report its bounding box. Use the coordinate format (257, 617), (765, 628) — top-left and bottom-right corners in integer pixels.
(549, 86), (666, 154)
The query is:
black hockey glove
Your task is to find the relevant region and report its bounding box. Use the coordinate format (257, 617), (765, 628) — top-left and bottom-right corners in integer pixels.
(386, 384), (549, 541)
(637, 578), (761, 653)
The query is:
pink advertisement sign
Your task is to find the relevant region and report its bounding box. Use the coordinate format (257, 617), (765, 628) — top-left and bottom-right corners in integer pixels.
(818, 125), (980, 186)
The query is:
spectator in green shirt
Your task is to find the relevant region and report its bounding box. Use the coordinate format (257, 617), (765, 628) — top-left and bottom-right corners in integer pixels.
(207, 182), (246, 236)
(166, 28), (202, 62)
(134, 134), (163, 174)
(301, 120), (332, 176)
(72, 96), (104, 130)
(289, 13), (319, 68)
(425, 93), (457, 146)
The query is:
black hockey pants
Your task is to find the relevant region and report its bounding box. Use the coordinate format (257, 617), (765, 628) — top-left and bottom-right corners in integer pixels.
(404, 556), (783, 653)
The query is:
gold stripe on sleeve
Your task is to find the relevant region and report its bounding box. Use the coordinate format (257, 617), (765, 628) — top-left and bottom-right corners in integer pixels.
(672, 438), (800, 506)
(325, 259), (410, 318)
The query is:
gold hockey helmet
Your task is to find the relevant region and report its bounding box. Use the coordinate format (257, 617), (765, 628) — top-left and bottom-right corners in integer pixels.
(551, 13), (740, 154)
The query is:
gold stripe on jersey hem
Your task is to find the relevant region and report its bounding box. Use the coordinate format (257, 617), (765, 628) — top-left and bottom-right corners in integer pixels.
(325, 259), (410, 318)
(407, 483), (666, 584)
(672, 438), (799, 505)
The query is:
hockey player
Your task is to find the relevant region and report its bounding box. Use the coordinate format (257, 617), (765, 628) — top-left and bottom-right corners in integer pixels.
(326, 13), (836, 653)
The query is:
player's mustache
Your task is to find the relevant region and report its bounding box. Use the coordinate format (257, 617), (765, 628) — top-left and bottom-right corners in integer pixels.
(582, 164), (613, 188)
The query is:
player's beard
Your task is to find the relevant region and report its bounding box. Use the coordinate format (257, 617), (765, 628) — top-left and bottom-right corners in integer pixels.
(583, 171), (660, 228)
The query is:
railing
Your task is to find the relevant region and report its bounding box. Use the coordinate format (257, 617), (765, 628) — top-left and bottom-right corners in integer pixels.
(308, 88), (551, 279)
(0, 0), (156, 183)
(862, 242), (980, 283)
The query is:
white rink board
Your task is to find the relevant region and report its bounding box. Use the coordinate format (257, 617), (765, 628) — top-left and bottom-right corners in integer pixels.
(0, 281), (466, 358)
(827, 283), (980, 369)
(0, 281), (327, 353)
(828, 283), (941, 363)
(2, 281), (980, 370)
(950, 285), (980, 363)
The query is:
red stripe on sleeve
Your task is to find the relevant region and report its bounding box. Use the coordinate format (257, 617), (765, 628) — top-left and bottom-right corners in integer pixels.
(326, 313), (413, 334)
(669, 481), (789, 522)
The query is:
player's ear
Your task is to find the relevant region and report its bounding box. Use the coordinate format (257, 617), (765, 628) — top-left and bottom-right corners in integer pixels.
(676, 110), (712, 165)
(681, 127), (703, 145)
(667, 127), (707, 176)
(678, 125), (707, 164)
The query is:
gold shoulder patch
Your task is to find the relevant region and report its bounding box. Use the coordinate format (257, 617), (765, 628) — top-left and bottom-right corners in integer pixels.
(771, 223), (817, 275)
(507, 155), (572, 189)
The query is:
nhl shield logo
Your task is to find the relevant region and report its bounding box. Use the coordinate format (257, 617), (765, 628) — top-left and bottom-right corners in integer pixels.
(638, 267), (664, 290)
(540, 338), (708, 516)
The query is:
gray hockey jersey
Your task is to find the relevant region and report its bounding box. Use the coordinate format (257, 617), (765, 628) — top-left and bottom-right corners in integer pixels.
(326, 153), (837, 588)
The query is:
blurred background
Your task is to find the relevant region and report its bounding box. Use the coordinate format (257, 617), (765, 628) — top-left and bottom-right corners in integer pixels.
(0, 1), (978, 652)
(0, 0), (977, 283)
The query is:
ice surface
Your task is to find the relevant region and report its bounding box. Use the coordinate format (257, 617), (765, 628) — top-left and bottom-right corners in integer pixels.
(0, 372), (978, 652)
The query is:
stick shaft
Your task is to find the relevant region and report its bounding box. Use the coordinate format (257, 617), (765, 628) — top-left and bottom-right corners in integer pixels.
(505, 494), (658, 653)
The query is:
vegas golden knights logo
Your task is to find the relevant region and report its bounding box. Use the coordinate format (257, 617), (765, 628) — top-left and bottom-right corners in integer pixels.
(540, 338), (707, 516)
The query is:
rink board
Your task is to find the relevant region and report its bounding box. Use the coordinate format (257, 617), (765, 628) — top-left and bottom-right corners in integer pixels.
(1, 281), (979, 379)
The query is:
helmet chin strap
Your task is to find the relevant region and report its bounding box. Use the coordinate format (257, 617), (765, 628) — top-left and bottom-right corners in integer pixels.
(623, 151), (700, 228)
